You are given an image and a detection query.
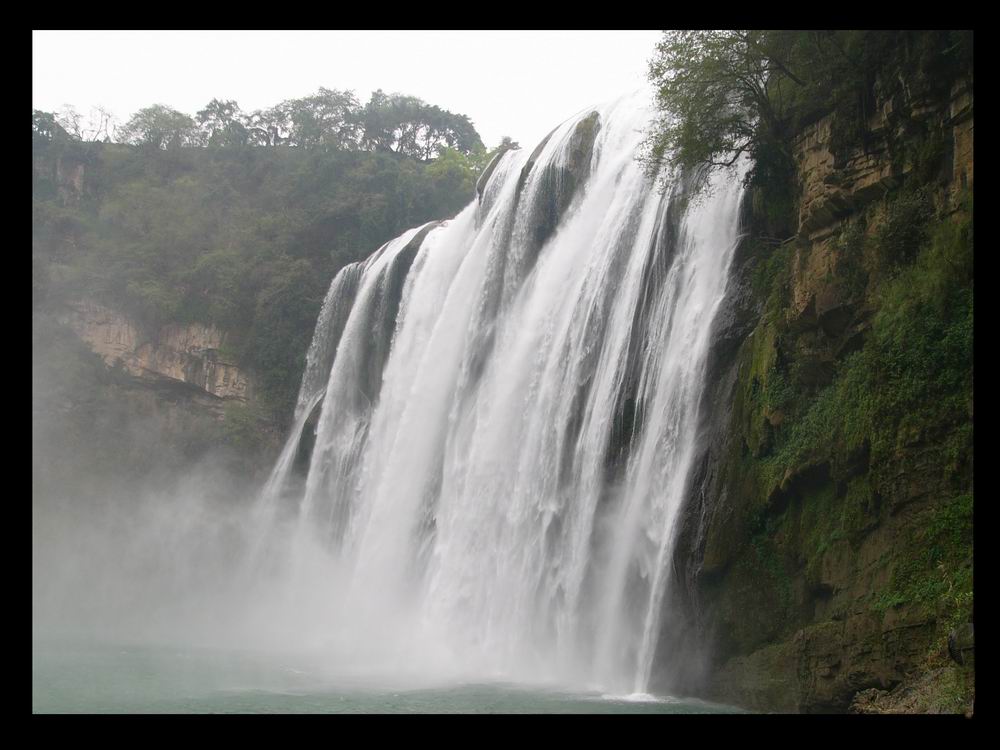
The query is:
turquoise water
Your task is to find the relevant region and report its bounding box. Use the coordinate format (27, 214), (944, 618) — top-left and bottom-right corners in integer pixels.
(32, 640), (745, 714)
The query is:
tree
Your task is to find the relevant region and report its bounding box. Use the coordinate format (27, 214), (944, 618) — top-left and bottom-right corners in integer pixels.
(196, 99), (248, 148)
(645, 30), (803, 187)
(33, 110), (69, 145)
(434, 109), (483, 159)
(118, 104), (198, 149)
(246, 105), (290, 147)
(645, 31), (974, 194)
(85, 106), (118, 143)
(360, 90), (484, 160)
(243, 90), (363, 149)
(55, 105), (84, 140)
(283, 88), (361, 149)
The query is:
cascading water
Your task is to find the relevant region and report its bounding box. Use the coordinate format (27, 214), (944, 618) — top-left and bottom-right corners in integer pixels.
(253, 91), (745, 695)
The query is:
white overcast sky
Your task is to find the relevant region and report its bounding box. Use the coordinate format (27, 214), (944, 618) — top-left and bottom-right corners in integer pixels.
(33, 30), (665, 150)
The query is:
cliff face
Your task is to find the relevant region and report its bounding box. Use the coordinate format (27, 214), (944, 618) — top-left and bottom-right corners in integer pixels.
(58, 299), (253, 409)
(55, 156), (85, 205)
(665, 68), (973, 713)
(34, 299), (278, 497)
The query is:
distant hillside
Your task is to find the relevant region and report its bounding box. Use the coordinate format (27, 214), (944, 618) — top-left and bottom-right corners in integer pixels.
(32, 91), (493, 485)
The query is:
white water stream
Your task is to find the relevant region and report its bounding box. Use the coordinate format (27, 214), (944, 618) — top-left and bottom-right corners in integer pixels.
(252, 91), (745, 694)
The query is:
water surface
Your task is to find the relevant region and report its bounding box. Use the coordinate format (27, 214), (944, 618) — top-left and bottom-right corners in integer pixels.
(33, 640), (745, 714)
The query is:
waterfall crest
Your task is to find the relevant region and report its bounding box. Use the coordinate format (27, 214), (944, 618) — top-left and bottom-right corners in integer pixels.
(254, 91), (745, 693)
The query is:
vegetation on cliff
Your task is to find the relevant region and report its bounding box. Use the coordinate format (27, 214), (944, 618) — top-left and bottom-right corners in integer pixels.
(648, 30), (974, 712)
(33, 90), (506, 437)
(646, 30), (972, 203)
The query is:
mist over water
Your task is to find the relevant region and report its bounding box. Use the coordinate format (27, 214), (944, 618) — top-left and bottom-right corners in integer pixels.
(33, 91), (746, 711)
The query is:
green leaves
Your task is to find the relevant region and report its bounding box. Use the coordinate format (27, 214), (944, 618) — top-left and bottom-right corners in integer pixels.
(359, 90), (485, 160)
(32, 122), (482, 424)
(645, 31), (973, 198)
(118, 105), (199, 150)
(33, 86), (512, 426)
(645, 30), (779, 182)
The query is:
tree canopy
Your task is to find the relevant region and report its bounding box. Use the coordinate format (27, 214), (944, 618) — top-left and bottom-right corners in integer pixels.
(51, 87), (489, 162)
(32, 87), (499, 423)
(118, 104), (199, 150)
(645, 30), (973, 193)
(33, 110), (68, 144)
(196, 99), (249, 148)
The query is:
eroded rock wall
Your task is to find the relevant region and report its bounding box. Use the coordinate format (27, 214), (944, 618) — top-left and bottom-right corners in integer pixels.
(664, 70), (974, 713)
(58, 299), (253, 406)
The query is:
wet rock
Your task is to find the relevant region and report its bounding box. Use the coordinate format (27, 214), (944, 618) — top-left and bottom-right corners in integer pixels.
(514, 112), (602, 273)
(948, 623), (974, 665)
(815, 283), (854, 338)
(476, 144), (517, 203)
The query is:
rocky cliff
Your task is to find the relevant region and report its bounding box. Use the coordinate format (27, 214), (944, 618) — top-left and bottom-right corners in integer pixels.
(58, 299), (253, 409)
(661, 64), (973, 713)
(33, 297), (279, 498)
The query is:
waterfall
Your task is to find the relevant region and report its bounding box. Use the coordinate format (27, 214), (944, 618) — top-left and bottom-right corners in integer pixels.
(254, 91), (745, 693)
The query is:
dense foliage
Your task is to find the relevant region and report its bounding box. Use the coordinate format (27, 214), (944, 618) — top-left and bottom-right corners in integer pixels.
(645, 30), (973, 198)
(645, 31), (974, 710)
(33, 89), (501, 422)
(45, 88), (486, 160)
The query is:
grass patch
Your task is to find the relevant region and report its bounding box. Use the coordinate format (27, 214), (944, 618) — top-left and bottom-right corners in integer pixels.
(872, 494), (972, 620)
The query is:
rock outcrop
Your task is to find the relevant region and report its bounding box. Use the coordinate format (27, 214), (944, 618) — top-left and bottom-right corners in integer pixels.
(661, 64), (974, 713)
(58, 299), (253, 408)
(55, 156), (86, 206)
(795, 77), (973, 244)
